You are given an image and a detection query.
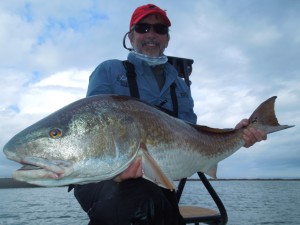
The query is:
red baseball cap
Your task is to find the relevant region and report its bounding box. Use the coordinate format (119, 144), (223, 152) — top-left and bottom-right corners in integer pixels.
(129, 4), (171, 30)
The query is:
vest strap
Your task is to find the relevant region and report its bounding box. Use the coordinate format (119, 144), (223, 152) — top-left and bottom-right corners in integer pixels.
(123, 60), (178, 118)
(123, 60), (140, 99)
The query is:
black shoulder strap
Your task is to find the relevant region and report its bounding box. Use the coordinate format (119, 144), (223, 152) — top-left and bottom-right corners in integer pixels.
(123, 60), (140, 99)
(122, 60), (178, 118)
(170, 82), (178, 118)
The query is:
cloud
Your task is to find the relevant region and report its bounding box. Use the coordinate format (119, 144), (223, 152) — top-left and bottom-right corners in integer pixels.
(19, 69), (89, 114)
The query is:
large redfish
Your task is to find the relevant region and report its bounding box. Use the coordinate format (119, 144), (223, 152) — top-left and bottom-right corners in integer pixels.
(3, 95), (293, 188)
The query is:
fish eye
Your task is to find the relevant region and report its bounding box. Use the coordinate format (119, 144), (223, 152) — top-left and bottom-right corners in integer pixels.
(49, 128), (62, 139)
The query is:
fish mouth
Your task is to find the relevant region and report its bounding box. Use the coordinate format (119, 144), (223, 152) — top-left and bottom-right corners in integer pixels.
(18, 164), (44, 171)
(12, 156), (73, 182)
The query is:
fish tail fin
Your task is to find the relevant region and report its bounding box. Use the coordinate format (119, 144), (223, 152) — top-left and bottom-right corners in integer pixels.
(248, 96), (294, 134)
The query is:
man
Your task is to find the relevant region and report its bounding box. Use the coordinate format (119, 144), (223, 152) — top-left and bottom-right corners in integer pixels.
(73, 4), (266, 225)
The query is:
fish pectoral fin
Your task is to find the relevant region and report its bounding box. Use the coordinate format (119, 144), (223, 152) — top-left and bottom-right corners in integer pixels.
(204, 164), (218, 179)
(139, 145), (175, 190)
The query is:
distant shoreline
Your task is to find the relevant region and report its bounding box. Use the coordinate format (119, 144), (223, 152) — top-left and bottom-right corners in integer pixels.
(0, 178), (299, 189)
(188, 178), (300, 181)
(0, 178), (39, 189)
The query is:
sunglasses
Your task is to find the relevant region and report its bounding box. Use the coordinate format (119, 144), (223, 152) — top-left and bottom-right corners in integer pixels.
(133, 23), (169, 35)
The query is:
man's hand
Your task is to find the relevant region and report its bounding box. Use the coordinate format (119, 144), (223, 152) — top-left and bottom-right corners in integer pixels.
(235, 119), (267, 148)
(113, 157), (143, 182)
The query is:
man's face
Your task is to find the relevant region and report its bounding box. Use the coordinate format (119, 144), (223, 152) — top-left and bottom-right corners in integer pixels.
(129, 14), (170, 57)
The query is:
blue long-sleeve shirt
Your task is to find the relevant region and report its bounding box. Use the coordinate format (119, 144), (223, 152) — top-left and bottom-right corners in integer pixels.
(87, 53), (197, 124)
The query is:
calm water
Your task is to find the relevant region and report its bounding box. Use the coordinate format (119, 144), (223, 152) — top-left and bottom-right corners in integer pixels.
(0, 180), (299, 225)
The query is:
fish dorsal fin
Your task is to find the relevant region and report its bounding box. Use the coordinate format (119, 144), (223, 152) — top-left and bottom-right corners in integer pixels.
(189, 123), (235, 134)
(139, 143), (175, 190)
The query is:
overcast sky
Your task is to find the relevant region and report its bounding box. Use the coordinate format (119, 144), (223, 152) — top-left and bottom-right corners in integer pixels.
(0, 0), (299, 179)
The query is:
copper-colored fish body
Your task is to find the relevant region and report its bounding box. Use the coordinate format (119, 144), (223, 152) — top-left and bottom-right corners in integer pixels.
(3, 95), (294, 187)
